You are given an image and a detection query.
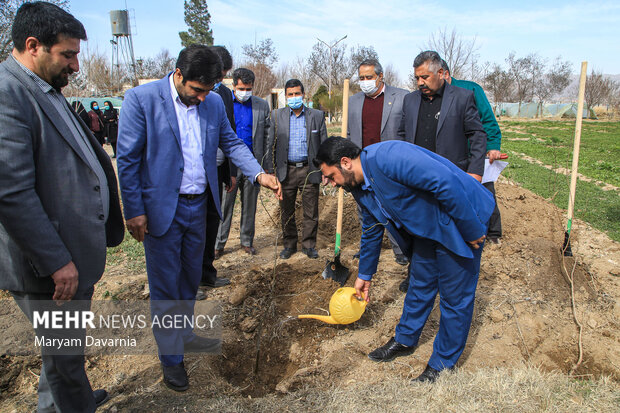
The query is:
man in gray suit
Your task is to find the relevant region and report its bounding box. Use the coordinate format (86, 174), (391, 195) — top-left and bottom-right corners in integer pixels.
(267, 79), (328, 259)
(215, 68), (271, 256)
(348, 59), (410, 265)
(0, 2), (124, 412)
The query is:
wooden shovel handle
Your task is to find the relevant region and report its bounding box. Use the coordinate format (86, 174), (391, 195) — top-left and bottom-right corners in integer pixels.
(335, 80), (350, 254)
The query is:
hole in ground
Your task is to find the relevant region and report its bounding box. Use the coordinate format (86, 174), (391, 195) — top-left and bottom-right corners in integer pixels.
(213, 262), (350, 396)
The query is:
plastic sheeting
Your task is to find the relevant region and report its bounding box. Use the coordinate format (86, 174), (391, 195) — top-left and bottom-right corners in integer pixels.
(493, 102), (597, 119)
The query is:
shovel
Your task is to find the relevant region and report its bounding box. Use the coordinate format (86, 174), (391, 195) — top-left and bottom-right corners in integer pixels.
(322, 79), (350, 286)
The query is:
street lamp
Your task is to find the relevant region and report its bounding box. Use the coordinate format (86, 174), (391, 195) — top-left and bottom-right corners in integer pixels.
(317, 35), (347, 122)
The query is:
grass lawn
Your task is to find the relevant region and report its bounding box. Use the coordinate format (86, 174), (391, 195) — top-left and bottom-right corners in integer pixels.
(500, 120), (620, 187)
(500, 120), (620, 241)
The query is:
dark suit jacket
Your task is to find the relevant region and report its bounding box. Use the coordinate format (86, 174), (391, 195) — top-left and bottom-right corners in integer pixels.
(0, 57), (124, 293)
(216, 84), (235, 184)
(398, 82), (487, 176)
(266, 106), (328, 184)
(248, 96), (271, 169)
(353, 141), (494, 278)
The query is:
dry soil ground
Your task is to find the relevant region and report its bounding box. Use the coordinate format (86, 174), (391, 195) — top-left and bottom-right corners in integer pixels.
(1, 173), (619, 412)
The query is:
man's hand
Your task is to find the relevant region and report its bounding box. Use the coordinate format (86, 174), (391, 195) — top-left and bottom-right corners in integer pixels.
(468, 235), (486, 249)
(321, 175), (329, 186)
(225, 176), (237, 193)
(257, 173), (282, 200)
(51, 261), (79, 302)
(487, 150), (502, 164)
(126, 214), (148, 242)
(467, 173), (482, 182)
(354, 277), (372, 303)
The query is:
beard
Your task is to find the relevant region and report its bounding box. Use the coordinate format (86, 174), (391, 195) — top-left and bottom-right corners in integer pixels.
(340, 168), (358, 192)
(49, 68), (73, 91)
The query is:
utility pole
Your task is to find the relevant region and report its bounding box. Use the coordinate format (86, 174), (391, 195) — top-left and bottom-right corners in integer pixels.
(317, 35), (347, 123)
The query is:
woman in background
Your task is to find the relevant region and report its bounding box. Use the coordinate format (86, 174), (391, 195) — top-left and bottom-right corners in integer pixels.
(103, 100), (119, 158)
(88, 101), (105, 146)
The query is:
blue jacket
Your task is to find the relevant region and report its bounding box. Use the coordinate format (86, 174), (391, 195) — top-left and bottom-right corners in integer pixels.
(353, 141), (495, 280)
(117, 76), (262, 237)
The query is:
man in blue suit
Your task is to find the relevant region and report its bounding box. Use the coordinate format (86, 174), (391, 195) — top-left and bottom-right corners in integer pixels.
(117, 45), (281, 392)
(315, 137), (494, 383)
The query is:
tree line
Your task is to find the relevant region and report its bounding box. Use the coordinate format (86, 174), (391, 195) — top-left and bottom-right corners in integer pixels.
(2, 0), (618, 117)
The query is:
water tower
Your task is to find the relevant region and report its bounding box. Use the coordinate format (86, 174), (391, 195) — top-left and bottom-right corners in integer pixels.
(110, 10), (137, 89)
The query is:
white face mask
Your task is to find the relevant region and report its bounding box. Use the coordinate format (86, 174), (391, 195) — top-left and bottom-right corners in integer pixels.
(360, 79), (379, 96)
(235, 90), (252, 102)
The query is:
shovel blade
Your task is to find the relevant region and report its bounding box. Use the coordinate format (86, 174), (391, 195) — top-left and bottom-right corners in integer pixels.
(322, 255), (350, 286)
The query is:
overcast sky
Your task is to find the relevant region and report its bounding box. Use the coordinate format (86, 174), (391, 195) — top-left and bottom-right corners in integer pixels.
(69, 0), (620, 82)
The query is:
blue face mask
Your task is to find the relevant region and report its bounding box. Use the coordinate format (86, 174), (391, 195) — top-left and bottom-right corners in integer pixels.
(213, 82), (222, 91)
(104, 105), (110, 111)
(93, 105), (99, 110)
(287, 96), (303, 109)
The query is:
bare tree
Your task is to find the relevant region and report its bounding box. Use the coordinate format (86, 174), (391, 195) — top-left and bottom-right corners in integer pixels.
(241, 38), (278, 99)
(279, 56), (320, 96)
(506, 52), (536, 114)
(64, 46), (118, 97)
(1, 0), (69, 61)
(307, 39), (349, 89)
(242, 38), (278, 68)
(608, 80), (620, 118)
(244, 62), (277, 99)
(137, 49), (176, 80)
(425, 26), (480, 79)
(483, 63), (514, 112)
(383, 63), (403, 89)
(349, 45), (379, 79)
(584, 70), (617, 118)
(532, 56), (572, 116)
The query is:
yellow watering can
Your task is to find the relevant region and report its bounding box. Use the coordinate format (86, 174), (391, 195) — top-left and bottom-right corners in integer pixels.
(298, 287), (367, 325)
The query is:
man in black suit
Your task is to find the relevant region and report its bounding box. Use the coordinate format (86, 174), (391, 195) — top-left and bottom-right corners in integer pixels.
(399, 50), (487, 181)
(0, 2), (124, 410)
(198, 46), (235, 299)
(397, 50), (488, 292)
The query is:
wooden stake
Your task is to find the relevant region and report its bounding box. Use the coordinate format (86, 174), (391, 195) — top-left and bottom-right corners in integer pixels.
(564, 61), (587, 256)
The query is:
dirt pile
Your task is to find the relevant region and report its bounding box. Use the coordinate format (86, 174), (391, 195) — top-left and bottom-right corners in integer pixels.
(1, 178), (619, 411)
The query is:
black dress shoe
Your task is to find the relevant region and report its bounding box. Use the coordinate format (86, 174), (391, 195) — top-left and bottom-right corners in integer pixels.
(162, 362), (189, 392)
(412, 364), (443, 383)
(184, 335), (221, 353)
(487, 236), (501, 245)
(302, 247), (319, 259)
(93, 389), (109, 407)
(195, 289), (207, 301)
(280, 248), (296, 259)
(395, 254), (409, 266)
(201, 277), (231, 288)
(368, 337), (414, 362)
(399, 273), (411, 293)
(214, 249), (224, 260)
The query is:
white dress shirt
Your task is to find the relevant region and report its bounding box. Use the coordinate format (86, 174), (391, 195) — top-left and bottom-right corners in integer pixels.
(169, 74), (207, 194)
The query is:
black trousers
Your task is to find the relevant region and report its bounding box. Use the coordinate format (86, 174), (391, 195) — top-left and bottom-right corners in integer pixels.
(11, 287), (96, 413)
(483, 181), (502, 237)
(201, 166), (226, 284)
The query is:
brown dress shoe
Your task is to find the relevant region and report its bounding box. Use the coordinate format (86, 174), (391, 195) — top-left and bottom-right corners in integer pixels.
(243, 246), (256, 255)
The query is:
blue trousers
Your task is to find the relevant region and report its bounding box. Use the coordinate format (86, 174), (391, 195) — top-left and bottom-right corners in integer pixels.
(395, 237), (483, 371)
(144, 194), (207, 366)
